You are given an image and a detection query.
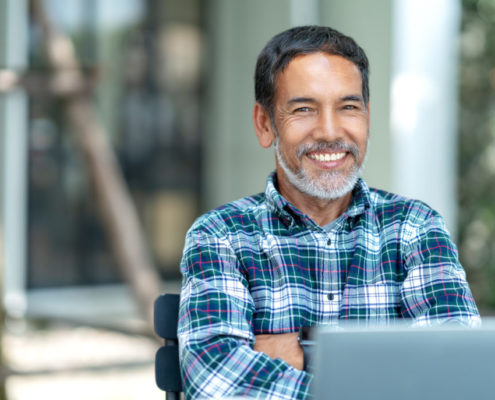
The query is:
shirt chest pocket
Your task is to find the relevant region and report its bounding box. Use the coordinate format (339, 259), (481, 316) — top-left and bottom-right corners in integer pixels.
(340, 282), (402, 320)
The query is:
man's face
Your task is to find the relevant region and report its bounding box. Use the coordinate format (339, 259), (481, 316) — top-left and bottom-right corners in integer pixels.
(270, 52), (369, 201)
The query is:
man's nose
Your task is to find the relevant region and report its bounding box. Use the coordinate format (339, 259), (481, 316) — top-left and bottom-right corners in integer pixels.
(312, 109), (342, 141)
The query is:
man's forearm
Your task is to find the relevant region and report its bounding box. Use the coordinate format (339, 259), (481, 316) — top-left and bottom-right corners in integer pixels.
(254, 332), (304, 370)
(180, 334), (312, 399)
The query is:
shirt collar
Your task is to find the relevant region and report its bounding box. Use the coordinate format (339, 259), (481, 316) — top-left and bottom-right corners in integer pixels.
(264, 171), (371, 229)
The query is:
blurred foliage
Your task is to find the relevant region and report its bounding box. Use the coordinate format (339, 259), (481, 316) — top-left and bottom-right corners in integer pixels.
(459, 0), (495, 311)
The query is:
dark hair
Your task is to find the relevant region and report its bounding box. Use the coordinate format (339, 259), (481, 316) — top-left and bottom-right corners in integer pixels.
(255, 25), (369, 114)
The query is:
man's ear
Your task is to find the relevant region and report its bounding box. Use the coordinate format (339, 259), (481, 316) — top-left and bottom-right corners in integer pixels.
(253, 102), (276, 148)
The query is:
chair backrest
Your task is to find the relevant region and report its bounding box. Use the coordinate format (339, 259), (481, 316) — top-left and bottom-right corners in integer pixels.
(154, 293), (182, 399)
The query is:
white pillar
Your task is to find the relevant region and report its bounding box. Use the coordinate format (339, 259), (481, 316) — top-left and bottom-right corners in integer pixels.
(0, 0), (29, 317)
(391, 0), (461, 236)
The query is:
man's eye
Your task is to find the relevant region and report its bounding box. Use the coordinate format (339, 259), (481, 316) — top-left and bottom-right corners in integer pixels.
(343, 104), (359, 111)
(294, 107), (311, 113)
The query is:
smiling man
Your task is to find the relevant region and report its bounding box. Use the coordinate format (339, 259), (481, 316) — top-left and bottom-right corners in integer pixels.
(254, 51), (368, 226)
(177, 26), (480, 399)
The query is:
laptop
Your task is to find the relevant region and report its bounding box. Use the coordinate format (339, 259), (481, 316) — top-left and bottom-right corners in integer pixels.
(313, 322), (495, 400)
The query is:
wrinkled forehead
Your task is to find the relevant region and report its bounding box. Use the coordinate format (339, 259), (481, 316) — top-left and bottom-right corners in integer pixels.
(273, 53), (364, 100)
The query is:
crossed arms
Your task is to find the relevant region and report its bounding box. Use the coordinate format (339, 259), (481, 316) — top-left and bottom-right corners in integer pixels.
(177, 209), (480, 399)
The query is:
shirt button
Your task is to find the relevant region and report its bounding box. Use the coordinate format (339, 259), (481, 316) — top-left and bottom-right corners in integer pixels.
(327, 293), (335, 301)
(327, 238), (331, 245)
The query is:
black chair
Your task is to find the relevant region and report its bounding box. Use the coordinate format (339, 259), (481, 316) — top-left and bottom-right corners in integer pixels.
(154, 293), (182, 399)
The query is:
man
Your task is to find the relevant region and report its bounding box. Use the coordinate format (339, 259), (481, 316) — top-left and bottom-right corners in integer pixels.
(177, 26), (480, 399)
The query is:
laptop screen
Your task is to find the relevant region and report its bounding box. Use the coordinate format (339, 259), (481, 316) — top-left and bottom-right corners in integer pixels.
(313, 322), (495, 400)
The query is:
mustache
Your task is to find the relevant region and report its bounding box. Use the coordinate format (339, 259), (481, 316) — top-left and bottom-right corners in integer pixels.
(295, 140), (361, 159)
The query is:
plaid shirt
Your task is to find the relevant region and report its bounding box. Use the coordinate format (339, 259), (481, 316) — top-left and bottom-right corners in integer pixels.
(178, 173), (480, 399)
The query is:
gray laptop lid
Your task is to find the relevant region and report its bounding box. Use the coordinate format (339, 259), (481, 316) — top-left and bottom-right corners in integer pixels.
(313, 323), (495, 400)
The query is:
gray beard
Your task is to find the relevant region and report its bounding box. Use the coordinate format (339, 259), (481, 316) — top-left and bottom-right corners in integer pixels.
(274, 137), (365, 201)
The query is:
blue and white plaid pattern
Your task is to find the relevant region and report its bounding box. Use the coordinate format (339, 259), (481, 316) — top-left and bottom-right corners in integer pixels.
(178, 173), (480, 399)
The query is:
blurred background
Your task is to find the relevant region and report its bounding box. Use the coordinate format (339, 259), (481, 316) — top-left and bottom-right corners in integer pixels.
(0, 0), (494, 398)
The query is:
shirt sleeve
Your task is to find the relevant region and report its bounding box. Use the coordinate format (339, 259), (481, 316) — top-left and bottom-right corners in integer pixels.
(177, 228), (312, 400)
(399, 209), (481, 326)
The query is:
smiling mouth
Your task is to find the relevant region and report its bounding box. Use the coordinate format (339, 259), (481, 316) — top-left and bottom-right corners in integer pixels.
(307, 152), (346, 162)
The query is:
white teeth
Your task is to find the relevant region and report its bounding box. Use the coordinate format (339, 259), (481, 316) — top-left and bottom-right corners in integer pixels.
(309, 152), (346, 162)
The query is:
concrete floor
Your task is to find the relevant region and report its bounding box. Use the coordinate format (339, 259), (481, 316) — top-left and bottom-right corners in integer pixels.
(2, 282), (183, 399)
(4, 321), (164, 400)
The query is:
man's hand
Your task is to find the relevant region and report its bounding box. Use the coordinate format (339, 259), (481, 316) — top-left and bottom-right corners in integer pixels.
(254, 332), (304, 370)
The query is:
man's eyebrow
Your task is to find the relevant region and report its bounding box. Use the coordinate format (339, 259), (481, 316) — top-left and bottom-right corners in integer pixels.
(287, 97), (316, 104)
(341, 94), (364, 102)
(287, 95), (365, 104)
